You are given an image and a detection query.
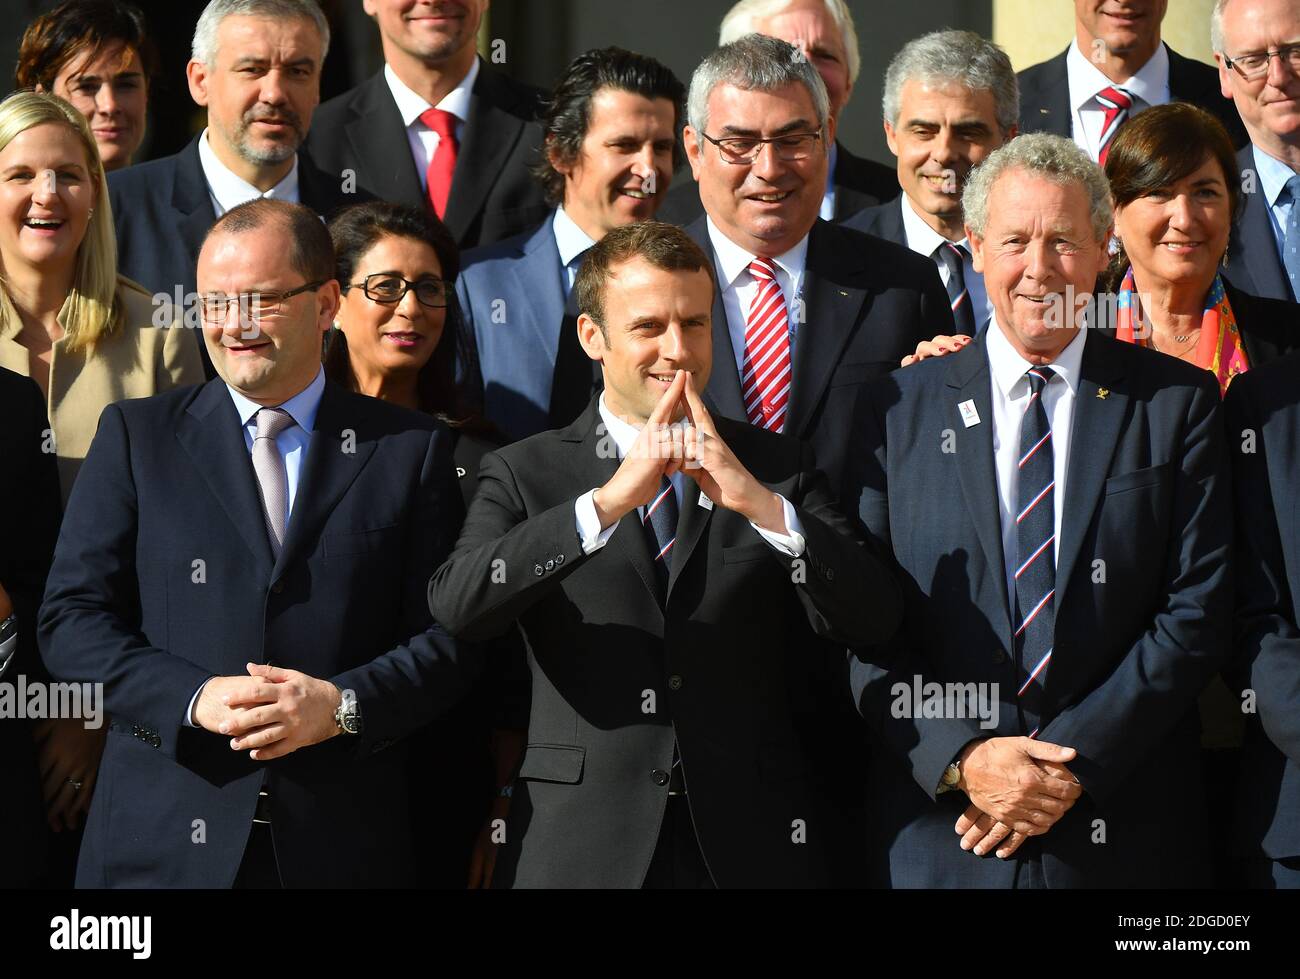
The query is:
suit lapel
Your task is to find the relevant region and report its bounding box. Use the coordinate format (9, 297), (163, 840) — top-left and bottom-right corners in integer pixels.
(272, 384), (377, 582)
(443, 64), (526, 241)
(946, 337), (1013, 647)
(175, 380), (275, 571)
(785, 221), (866, 439)
(1028, 50), (1072, 139)
(345, 73), (424, 207)
(172, 137), (219, 275)
(1055, 334), (1128, 611)
(687, 218), (746, 420)
(667, 476), (712, 600)
(1237, 148), (1288, 299)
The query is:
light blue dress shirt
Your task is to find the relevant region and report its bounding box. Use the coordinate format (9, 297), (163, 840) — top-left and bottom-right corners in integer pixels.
(1251, 144), (1300, 267)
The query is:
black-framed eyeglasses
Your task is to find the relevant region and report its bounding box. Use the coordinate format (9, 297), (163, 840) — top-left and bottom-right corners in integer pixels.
(200, 279), (327, 324)
(1222, 44), (1300, 80)
(344, 272), (448, 309)
(699, 130), (823, 164)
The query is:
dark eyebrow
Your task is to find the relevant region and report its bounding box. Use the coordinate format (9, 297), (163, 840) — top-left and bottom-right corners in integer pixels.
(718, 118), (815, 137)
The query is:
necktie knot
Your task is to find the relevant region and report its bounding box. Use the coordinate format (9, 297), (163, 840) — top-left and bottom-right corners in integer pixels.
(1286, 174), (1300, 204)
(255, 407), (294, 441)
(1096, 85), (1132, 110)
(748, 257), (778, 282)
(1024, 365), (1056, 396)
(419, 107), (457, 139)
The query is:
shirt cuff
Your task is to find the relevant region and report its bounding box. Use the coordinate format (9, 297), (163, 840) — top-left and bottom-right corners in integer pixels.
(183, 678), (212, 728)
(575, 489), (620, 555)
(750, 494), (805, 556)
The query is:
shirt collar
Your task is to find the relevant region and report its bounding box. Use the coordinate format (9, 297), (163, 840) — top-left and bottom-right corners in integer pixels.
(986, 315), (1087, 401)
(1065, 38), (1170, 110)
(704, 215), (810, 290)
(1253, 143), (1300, 206)
(197, 128), (299, 215)
(226, 365), (326, 433)
(899, 193), (970, 256)
(553, 206), (598, 269)
(384, 57), (480, 128)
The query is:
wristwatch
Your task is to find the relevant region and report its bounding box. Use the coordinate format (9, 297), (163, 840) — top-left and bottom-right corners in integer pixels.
(334, 688), (363, 735)
(937, 761), (962, 795)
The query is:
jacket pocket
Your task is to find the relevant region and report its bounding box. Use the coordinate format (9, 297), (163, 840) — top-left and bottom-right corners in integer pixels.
(722, 542), (772, 565)
(323, 524), (401, 557)
(517, 743), (585, 784)
(1103, 462), (1172, 496)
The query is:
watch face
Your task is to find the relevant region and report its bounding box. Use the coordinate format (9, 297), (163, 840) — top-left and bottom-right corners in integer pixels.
(342, 713), (362, 735)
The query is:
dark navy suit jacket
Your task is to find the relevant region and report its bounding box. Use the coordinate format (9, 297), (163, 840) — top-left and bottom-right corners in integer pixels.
(1226, 144), (1293, 302)
(848, 329), (1230, 887)
(38, 379), (474, 887)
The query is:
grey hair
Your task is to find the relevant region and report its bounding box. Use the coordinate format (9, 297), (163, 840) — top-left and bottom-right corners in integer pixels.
(882, 30), (1020, 134)
(962, 133), (1113, 243)
(718, 0), (861, 85)
(687, 33), (830, 135)
(192, 0), (330, 65)
(1210, 0), (1229, 53)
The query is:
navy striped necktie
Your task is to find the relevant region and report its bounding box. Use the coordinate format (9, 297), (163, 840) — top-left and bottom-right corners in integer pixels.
(642, 476), (678, 602)
(1014, 366), (1057, 737)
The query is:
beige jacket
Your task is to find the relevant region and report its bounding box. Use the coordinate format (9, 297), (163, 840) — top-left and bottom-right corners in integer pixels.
(0, 276), (205, 502)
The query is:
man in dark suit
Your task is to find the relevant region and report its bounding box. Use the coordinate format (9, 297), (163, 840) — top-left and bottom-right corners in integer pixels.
(429, 221), (901, 888)
(848, 134), (1230, 888)
(458, 48), (684, 442)
(39, 200), (474, 888)
(1017, 0), (1246, 158)
(657, 0), (897, 227)
(1224, 351), (1300, 888)
(679, 33), (953, 501)
(109, 0), (355, 374)
(845, 30), (1019, 336)
(1216, 0), (1300, 301)
(0, 367), (61, 887)
(306, 0), (547, 251)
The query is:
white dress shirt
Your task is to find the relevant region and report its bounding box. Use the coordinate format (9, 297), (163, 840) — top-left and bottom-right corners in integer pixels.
(1064, 39), (1170, 161)
(552, 205), (598, 296)
(384, 57), (480, 193)
(820, 140), (838, 222)
(705, 217), (809, 377)
(184, 367), (326, 725)
(573, 394), (806, 556)
(986, 320), (1087, 605)
(196, 127), (301, 216)
(898, 193), (992, 328)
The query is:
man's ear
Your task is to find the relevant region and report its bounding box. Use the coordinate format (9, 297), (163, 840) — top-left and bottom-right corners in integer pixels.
(883, 118), (898, 157)
(576, 312), (606, 362)
(967, 228), (985, 273)
(317, 280), (342, 332)
(683, 126), (704, 181)
(186, 59), (210, 107)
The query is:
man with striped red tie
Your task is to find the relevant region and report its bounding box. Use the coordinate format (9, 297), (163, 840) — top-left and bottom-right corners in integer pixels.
(1016, 0), (1246, 159)
(429, 220), (901, 887)
(846, 134), (1231, 888)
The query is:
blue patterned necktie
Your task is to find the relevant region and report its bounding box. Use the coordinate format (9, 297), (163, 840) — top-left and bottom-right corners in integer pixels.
(936, 242), (975, 336)
(1284, 175), (1300, 303)
(1013, 367), (1057, 737)
(642, 476), (678, 602)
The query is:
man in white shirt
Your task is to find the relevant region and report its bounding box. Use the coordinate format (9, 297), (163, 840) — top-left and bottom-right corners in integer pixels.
(1017, 0), (1245, 159)
(307, 0), (549, 250)
(108, 0), (354, 375)
(848, 133), (1230, 888)
(846, 30), (1019, 337)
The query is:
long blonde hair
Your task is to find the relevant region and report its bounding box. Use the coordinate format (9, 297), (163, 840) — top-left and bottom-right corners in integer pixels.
(0, 90), (119, 352)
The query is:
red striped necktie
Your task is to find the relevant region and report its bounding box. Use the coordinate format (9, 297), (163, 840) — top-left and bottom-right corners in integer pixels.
(1095, 86), (1133, 165)
(740, 257), (792, 433)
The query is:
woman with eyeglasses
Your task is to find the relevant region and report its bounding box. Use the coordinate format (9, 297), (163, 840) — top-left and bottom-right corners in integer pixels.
(324, 201), (523, 888)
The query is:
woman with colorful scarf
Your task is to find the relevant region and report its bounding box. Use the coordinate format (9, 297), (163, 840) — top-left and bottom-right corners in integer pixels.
(1103, 102), (1300, 395)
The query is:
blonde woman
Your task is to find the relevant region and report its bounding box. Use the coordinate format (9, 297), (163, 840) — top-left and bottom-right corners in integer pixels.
(0, 91), (202, 503)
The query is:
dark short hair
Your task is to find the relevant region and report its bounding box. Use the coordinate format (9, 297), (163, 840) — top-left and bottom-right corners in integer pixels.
(323, 201), (476, 422)
(532, 46), (686, 206)
(206, 198), (335, 283)
(1103, 102), (1239, 288)
(575, 221), (716, 333)
(15, 0), (157, 92)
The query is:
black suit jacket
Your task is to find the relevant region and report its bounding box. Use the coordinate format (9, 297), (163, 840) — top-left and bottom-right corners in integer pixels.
(38, 379), (475, 887)
(1226, 145), (1292, 302)
(1224, 350), (1300, 862)
(842, 195), (905, 245)
(0, 367), (61, 886)
(1017, 43), (1248, 148)
(685, 215), (954, 499)
(848, 330), (1230, 887)
(428, 399), (901, 887)
(656, 141), (898, 227)
(306, 60), (550, 250)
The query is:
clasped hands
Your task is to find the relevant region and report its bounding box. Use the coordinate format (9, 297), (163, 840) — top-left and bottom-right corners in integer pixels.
(592, 369), (787, 535)
(952, 736), (1083, 859)
(193, 662), (343, 761)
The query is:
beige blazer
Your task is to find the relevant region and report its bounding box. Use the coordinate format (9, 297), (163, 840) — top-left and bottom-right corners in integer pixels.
(0, 276), (205, 502)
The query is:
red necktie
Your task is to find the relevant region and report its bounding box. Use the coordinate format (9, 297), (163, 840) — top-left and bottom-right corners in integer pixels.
(740, 258), (792, 433)
(419, 108), (458, 219)
(1095, 86), (1132, 166)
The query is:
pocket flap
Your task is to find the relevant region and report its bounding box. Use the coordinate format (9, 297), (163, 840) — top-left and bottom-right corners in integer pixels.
(517, 743), (586, 784)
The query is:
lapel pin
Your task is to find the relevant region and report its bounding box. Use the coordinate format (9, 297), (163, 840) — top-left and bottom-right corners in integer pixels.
(838, 290), (849, 297)
(958, 399), (980, 428)
(1096, 387), (1109, 400)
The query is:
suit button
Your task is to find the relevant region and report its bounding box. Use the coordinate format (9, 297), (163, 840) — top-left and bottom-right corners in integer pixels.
(271, 582), (284, 594)
(826, 568), (834, 580)
(534, 564), (544, 576)
(545, 559), (555, 571)
(668, 675), (683, 690)
(992, 649), (1006, 664)
(555, 553), (565, 565)
(651, 769), (669, 786)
